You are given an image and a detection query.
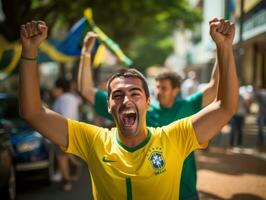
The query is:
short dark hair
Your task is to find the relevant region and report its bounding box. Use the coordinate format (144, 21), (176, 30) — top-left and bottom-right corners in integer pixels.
(107, 68), (150, 99)
(55, 79), (71, 92)
(155, 71), (182, 89)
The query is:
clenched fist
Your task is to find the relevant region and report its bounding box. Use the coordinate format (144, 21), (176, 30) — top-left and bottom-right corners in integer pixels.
(209, 18), (235, 46)
(81, 32), (97, 55)
(20, 20), (48, 50)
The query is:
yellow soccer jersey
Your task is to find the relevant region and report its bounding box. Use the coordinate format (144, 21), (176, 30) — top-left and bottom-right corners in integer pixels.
(65, 117), (206, 200)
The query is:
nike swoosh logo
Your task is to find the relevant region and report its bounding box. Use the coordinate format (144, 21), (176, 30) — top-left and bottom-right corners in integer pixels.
(102, 156), (116, 163)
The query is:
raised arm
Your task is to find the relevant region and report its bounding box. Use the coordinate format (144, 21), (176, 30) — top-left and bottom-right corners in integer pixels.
(201, 57), (219, 107)
(193, 18), (239, 143)
(19, 21), (68, 147)
(77, 32), (97, 105)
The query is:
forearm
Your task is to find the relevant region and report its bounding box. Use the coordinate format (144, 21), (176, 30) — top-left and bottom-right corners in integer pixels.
(210, 57), (219, 92)
(19, 47), (69, 147)
(193, 44), (238, 143)
(216, 43), (239, 115)
(201, 57), (219, 107)
(19, 47), (43, 119)
(77, 53), (95, 104)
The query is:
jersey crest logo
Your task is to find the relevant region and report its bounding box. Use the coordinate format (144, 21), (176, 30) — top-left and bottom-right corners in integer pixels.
(149, 151), (165, 170)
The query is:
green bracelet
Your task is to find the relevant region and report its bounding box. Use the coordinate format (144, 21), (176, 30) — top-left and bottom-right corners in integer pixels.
(21, 55), (37, 61)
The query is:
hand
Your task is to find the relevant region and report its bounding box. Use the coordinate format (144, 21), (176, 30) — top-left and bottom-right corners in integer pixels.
(20, 21), (48, 50)
(209, 18), (235, 46)
(81, 32), (97, 55)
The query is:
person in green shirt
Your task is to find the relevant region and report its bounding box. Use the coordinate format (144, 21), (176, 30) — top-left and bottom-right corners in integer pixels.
(78, 31), (219, 200)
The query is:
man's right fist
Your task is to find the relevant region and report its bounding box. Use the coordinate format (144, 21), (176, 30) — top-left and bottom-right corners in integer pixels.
(82, 32), (97, 55)
(209, 18), (235, 46)
(20, 21), (48, 49)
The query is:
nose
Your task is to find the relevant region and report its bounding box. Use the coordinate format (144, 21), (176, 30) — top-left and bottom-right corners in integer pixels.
(123, 95), (131, 105)
(156, 88), (161, 96)
(123, 95), (129, 104)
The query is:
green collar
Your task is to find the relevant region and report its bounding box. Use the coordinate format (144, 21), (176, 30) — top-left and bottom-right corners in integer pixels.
(116, 128), (151, 152)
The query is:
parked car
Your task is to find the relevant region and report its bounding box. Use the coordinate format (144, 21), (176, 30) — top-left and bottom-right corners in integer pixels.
(0, 119), (16, 200)
(0, 93), (56, 182)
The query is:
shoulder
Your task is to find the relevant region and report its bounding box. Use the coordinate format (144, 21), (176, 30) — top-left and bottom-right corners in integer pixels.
(163, 117), (193, 133)
(96, 89), (108, 97)
(184, 91), (202, 102)
(67, 119), (114, 141)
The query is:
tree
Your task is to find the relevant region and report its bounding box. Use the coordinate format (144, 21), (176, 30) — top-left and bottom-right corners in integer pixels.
(0, 0), (202, 69)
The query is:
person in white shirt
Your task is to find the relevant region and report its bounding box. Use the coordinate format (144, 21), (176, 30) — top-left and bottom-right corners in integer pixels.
(52, 79), (82, 191)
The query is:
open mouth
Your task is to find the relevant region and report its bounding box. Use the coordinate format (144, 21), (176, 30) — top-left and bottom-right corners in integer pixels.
(120, 108), (137, 127)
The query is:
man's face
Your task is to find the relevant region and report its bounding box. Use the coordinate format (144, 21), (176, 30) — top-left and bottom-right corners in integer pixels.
(108, 77), (150, 138)
(156, 79), (179, 108)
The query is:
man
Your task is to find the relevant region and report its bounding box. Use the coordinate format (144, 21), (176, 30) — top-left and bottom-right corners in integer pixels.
(181, 70), (199, 98)
(256, 86), (266, 146)
(52, 79), (82, 190)
(19, 19), (238, 199)
(78, 33), (218, 200)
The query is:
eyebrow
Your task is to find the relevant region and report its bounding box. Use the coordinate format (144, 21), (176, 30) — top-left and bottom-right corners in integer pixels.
(129, 87), (142, 93)
(112, 90), (123, 96)
(112, 87), (143, 95)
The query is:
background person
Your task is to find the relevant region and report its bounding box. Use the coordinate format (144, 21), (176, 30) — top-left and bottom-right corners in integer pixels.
(52, 78), (82, 191)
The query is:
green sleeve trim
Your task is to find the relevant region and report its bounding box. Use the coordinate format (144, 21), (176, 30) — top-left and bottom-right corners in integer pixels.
(116, 128), (152, 152)
(94, 90), (113, 121)
(126, 177), (132, 200)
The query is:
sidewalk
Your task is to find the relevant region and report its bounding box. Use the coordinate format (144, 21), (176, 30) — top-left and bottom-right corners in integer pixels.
(196, 114), (266, 200)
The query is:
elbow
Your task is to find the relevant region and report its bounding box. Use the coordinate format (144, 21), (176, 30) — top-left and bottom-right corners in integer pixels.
(216, 99), (239, 120)
(77, 83), (86, 95)
(226, 107), (237, 118)
(79, 87), (87, 97)
(80, 89), (95, 104)
(232, 100), (239, 115)
(19, 106), (42, 122)
(77, 85), (87, 96)
(223, 101), (239, 119)
(19, 109), (34, 122)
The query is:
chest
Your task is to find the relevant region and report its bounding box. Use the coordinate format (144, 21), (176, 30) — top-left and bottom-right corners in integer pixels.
(88, 137), (183, 199)
(96, 141), (181, 175)
(147, 104), (196, 127)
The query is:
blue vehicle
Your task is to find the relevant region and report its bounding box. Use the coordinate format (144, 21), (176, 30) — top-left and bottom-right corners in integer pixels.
(0, 93), (56, 183)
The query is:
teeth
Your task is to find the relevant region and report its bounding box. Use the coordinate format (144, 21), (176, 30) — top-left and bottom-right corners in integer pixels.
(122, 109), (135, 115)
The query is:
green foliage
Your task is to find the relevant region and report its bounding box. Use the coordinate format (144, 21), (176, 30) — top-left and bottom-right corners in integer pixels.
(1, 0), (202, 70)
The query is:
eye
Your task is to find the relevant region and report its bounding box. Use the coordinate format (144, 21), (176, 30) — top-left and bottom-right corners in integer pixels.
(132, 92), (141, 97)
(113, 94), (123, 100)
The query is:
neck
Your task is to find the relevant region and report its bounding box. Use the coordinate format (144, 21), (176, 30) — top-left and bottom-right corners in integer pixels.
(161, 99), (175, 108)
(118, 128), (148, 148)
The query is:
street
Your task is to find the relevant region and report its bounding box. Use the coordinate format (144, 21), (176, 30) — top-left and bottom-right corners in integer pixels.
(16, 161), (93, 200)
(197, 146), (266, 199)
(197, 114), (266, 200)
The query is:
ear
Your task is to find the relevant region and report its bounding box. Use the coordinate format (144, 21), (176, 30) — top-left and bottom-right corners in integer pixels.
(107, 100), (111, 113)
(146, 97), (151, 110)
(173, 87), (180, 97)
